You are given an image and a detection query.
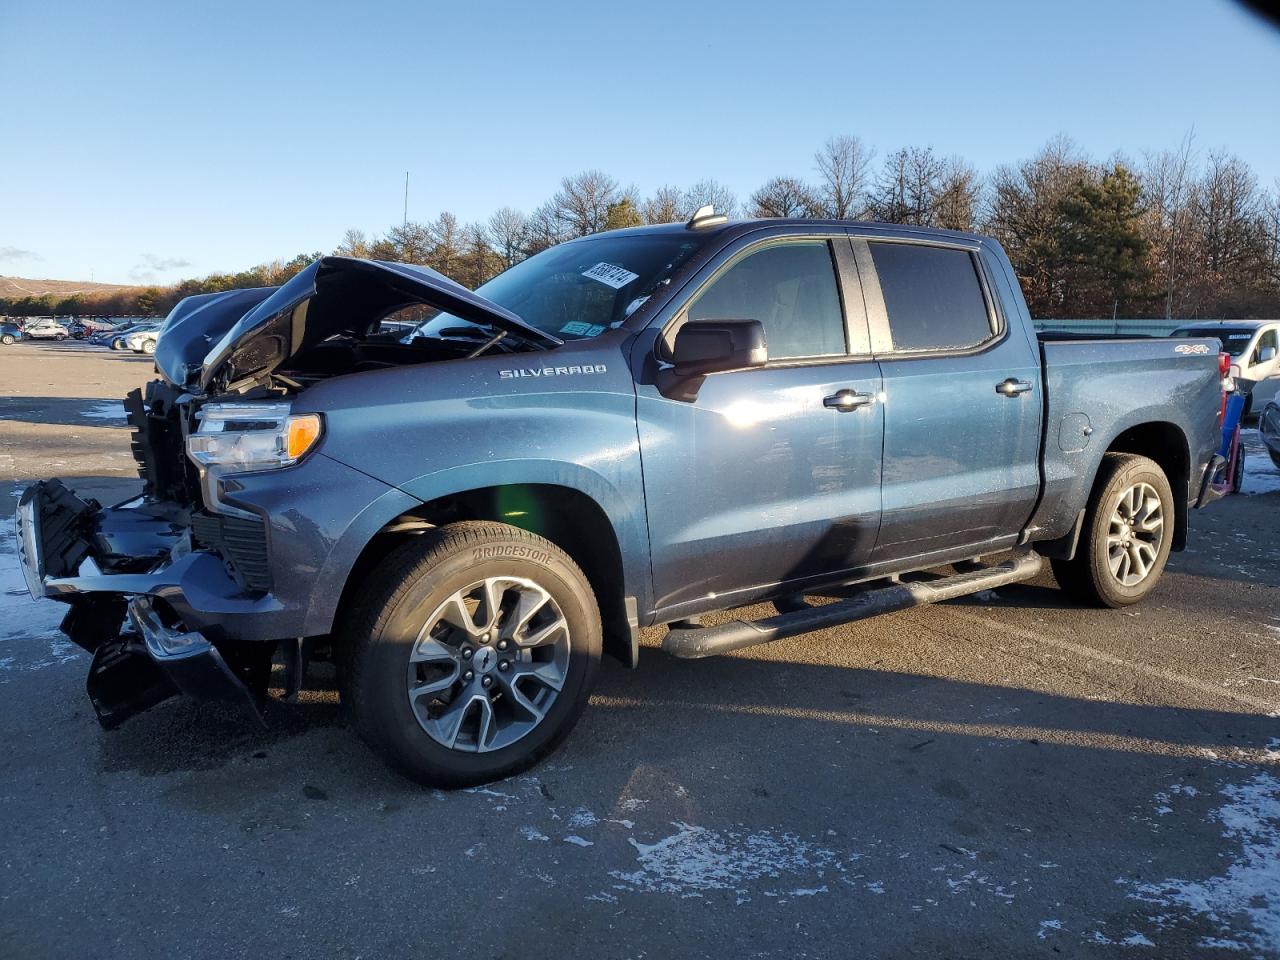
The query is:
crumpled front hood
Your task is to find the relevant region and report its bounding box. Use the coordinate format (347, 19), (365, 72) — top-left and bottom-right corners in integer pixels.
(153, 286), (277, 389)
(154, 256), (560, 393)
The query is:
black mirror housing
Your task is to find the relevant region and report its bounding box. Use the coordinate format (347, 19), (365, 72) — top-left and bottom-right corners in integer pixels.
(671, 319), (768, 378)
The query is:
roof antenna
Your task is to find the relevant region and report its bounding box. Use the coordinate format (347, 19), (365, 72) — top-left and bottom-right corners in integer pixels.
(686, 204), (727, 230)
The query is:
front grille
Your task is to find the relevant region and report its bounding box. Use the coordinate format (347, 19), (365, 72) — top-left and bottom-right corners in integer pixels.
(126, 382), (203, 508)
(190, 512), (271, 592)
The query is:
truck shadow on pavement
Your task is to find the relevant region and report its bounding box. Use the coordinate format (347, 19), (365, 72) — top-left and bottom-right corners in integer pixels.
(91, 628), (1278, 785)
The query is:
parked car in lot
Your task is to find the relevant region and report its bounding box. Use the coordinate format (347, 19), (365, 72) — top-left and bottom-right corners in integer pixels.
(1, 321), (23, 345)
(21, 318), (71, 340)
(16, 215), (1227, 787)
(1172, 320), (1280, 415)
(108, 322), (161, 350)
(1261, 402), (1280, 469)
(123, 327), (160, 354)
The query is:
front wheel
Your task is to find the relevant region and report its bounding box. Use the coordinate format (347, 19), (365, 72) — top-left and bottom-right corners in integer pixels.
(54, 333), (66, 341)
(140, 339), (156, 355)
(1, 335), (13, 345)
(342, 521), (601, 788)
(1052, 453), (1174, 608)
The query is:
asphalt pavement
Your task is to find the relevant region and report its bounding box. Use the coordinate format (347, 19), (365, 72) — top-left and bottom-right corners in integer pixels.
(1, 340), (1277, 959)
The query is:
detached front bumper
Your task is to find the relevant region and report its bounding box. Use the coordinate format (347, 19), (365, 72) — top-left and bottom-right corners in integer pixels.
(15, 482), (262, 727)
(16, 480), (294, 645)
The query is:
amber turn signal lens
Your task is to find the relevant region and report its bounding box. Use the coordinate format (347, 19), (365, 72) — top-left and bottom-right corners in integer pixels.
(286, 414), (322, 460)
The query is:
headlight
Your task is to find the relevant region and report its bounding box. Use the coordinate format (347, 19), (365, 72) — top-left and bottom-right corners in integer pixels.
(186, 402), (322, 473)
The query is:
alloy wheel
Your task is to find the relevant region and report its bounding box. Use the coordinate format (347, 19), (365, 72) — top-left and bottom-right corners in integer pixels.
(1106, 481), (1164, 586)
(406, 576), (570, 753)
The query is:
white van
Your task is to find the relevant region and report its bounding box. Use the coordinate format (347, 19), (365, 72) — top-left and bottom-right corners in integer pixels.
(1172, 320), (1280, 414)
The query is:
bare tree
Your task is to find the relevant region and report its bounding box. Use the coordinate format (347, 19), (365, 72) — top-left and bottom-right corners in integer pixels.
(487, 207), (528, 268)
(684, 178), (738, 218)
(1141, 128), (1196, 318)
(749, 176), (820, 218)
(643, 185), (685, 224)
(814, 135), (874, 218)
(335, 228), (371, 259)
(933, 157), (981, 231)
(869, 146), (949, 225)
(1185, 151), (1271, 314)
(524, 201), (570, 255)
(551, 170), (622, 236)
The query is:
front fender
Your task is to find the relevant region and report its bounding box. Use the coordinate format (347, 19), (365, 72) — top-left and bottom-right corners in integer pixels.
(377, 458), (652, 616)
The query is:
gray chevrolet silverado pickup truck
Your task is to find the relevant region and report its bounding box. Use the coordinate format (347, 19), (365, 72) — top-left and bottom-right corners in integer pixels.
(16, 212), (1227, 786)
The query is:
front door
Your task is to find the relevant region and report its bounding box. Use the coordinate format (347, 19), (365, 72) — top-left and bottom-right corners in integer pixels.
(635, 235), (884, 618)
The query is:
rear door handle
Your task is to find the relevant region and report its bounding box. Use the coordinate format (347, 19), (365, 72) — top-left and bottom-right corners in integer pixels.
(995, 378), (1032, 397)
(824, 389), (876, 411)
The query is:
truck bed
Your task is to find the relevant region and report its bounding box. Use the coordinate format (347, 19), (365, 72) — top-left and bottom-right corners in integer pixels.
(1025, 336), (1223, 545)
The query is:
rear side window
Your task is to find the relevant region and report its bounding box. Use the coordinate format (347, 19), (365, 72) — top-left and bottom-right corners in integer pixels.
(688, 240), (846, 360)
(869, 243), (993, 352)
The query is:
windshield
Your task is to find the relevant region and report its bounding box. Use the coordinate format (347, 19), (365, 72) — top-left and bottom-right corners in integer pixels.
(1172, 327), (1257, 357)
(409, 233), (706, 342)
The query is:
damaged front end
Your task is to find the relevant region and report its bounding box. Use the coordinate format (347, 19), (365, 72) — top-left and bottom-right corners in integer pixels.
(17, 478), (267, 728)
(17, 256), (548, 729)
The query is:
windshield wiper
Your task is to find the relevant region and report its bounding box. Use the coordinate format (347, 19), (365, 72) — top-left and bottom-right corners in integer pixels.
(434, 324), (548, 354)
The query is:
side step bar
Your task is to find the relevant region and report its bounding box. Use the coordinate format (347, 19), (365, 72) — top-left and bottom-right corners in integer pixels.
(662, 553), (1044, 659)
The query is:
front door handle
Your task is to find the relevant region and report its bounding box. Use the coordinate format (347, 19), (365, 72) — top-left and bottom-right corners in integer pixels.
(824, 389), (875, 411)
(995, 378), (1033, 397)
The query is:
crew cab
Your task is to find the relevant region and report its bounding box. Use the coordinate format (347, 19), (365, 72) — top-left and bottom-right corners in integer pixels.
(15, 214), (1227, 787)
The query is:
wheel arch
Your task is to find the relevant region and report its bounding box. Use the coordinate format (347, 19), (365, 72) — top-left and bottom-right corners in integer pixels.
(334, 481), (639, 667)
(1102, 420), (1191, 551)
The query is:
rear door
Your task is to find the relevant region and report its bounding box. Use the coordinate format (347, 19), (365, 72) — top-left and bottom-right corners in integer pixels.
(853, 236), (1042, 560)
(635, 232), (884, 617)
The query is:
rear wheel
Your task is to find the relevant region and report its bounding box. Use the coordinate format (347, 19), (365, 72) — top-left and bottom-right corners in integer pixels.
(54, 333), (66, 341)
(1052, 453), (1174, 608)
(1, 335), (13, 345)
(343, 521), (601, 788)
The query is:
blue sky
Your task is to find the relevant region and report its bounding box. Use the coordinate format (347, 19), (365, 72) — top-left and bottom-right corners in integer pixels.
(2, 0), (1277, 285)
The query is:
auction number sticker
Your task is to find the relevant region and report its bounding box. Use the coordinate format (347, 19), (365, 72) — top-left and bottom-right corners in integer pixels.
(582, 262), (639, 289)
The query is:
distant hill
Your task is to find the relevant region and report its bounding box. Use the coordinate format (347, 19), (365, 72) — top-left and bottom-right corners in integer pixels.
(0, 276), (138, 298)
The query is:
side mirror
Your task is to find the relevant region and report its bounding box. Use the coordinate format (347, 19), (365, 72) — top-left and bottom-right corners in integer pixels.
(670, 319), (768, 378)
(1259, 345), (1276, 363)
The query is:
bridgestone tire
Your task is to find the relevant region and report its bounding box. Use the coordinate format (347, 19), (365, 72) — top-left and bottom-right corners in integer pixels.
(342, 521), (601, 788)
(1051, 453), (1174, 608)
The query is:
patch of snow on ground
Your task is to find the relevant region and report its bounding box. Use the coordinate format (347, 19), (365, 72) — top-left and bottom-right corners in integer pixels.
(82, 401), (127, 421)
(1241, 429), (1280, 495)
(0, 526), (74, 667)
(1132, 773), (1280, 955)
(609, 821), (838, 896)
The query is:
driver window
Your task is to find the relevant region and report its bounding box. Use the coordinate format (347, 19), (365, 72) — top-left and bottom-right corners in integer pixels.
(688, 240), (846, 361)
(1255, 328), (1278, 363)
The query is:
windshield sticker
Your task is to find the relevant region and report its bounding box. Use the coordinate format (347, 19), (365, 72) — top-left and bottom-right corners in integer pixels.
(624, 295), (651, 317)
(582, 262), (639, 289)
